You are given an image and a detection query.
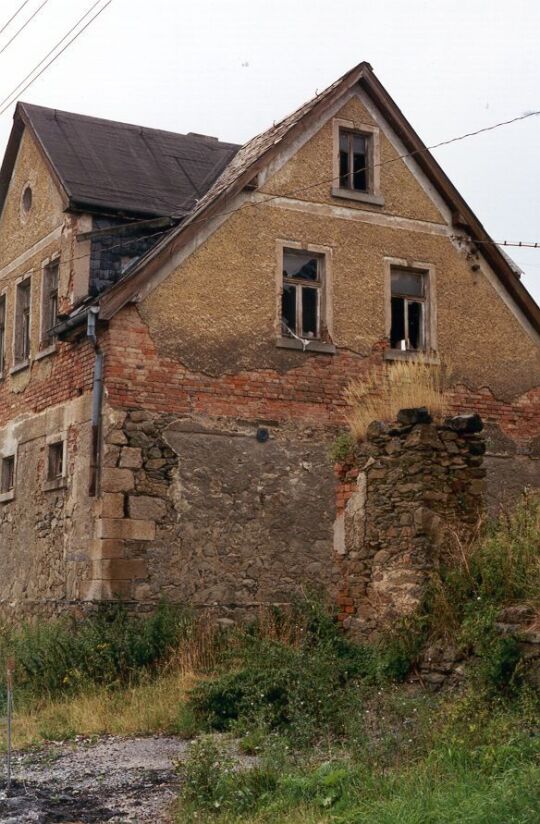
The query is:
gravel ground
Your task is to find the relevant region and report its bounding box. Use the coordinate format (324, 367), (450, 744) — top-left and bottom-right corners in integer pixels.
(0, 735), (189, 823)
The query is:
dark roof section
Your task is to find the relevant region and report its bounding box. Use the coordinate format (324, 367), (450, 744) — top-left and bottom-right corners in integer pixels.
(0, 103), (240, 218)
(98, 61), (540, 336)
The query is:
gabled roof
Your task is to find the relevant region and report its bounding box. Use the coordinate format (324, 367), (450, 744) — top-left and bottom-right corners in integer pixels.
(96, 61), (540, 336)
(0, 103), (240, 218)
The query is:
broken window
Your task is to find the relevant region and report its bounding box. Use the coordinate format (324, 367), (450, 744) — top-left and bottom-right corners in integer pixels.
(41, 261), (59, 349)
(0, 294), (5, 375)
(339, 130), (369, 192)
(1, 455), (15, 493)
(281, 249), (323, 340)
(47, 441), (64, 481)
(390, 268), (427, 351)
(14, 277), (31, 364)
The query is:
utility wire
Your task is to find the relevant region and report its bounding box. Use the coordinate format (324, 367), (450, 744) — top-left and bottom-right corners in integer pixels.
(0, 0), (50, 59)
(0, 0), (112, 116)
(0, 0), (31, 37)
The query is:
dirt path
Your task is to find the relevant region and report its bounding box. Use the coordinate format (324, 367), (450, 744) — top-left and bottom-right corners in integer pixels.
(0, 735), (188, 823)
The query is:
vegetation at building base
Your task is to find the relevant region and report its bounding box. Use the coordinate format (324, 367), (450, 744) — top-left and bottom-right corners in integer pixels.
(0, 495), (539, 823)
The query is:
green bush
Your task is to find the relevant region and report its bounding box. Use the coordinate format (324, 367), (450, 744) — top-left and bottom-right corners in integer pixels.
(0, 602), (192, 706)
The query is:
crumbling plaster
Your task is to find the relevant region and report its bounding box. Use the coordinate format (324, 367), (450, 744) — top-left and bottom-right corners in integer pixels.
(139, 200), (540, 401)
(0, 395), (97, 617)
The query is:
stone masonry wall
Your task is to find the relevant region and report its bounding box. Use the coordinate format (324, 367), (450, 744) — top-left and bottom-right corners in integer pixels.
(85, 404), (339, 611)
(334, 409), (486, 640)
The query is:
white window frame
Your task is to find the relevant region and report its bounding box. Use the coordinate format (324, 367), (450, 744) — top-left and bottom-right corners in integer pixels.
(275, 239), (335, 354)
(332, 118), (384, 206)
(383, 257), (438, 361)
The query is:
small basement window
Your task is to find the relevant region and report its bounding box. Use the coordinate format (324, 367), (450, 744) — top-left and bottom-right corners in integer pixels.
(14, 277), (31, 364)
(390, 268), (428, 351)
(47, 441), (64, 481)
(339, 130), (369, 192)
(281, 249), (323, 340)
(41, 260), (59, 349)
(1, 455), (15, 493)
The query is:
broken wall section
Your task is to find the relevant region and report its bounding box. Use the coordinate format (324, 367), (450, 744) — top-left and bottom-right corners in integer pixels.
(334, 409), (485, 640)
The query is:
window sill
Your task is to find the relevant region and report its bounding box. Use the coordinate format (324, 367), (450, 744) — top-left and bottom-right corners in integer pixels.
(43, 476), (68, 492)
(276, 337), (336, 354)
(10, 359), (30, 375)
(384, 349), (440, 365)
(331, 187), (385, 207)
(0, 489), (15, 503)
(35, 343), (58, 361)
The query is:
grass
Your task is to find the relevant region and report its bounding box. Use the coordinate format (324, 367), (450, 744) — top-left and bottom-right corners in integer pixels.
(344, 356), (451, 441)
(0, 499), (538, 823)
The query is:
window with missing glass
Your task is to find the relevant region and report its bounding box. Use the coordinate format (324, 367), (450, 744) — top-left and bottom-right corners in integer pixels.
(1, 455), (15, 494)
(390, 268), (428, 351)
(47, 441), (64, 481)
(339, 130), (369, 192)
(14, 277), (31, 364)
(281, 249), (324, 340)
(41, 261), (59, 349)
(0, 294), (5, 375)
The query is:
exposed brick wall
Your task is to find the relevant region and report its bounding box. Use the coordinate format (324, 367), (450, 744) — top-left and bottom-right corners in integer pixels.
(0, 339), (95, 428)
(102, 306), (539, 453)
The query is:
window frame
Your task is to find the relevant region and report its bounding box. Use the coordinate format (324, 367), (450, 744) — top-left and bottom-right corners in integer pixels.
(332, 118), (383, 206)
(275, 240), (335, 354)
(12, 273), (32, 371)
(384, 258), (438, 361)
(0, 291), (6, 379)
(44, 434), (68, 491)
(0, 451), (16, 503)
(39, 256), (60, 354)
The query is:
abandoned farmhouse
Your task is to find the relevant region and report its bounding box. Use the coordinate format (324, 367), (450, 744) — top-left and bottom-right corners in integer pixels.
(0, 61), (538, 621)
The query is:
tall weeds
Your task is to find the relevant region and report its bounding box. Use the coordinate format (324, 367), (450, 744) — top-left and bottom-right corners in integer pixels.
(345, 356), (451, 441)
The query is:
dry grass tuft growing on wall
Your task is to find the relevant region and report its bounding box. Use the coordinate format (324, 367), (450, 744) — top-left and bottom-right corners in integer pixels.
(345, 356), (452, 441)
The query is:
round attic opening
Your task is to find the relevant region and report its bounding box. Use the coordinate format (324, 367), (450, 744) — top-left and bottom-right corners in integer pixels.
(22, 185), (32, 212)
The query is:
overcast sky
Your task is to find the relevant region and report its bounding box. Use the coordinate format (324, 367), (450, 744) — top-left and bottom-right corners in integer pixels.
(0, 0), (539, 302)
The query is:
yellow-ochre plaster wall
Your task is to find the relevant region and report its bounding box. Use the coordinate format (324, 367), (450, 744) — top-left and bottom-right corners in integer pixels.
(140, 199), (540, 400)
(260, 96), (445, 224)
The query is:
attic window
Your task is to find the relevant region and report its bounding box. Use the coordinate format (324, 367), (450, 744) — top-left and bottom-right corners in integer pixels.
(332, 120), (383, 205)
(339, 130), (369, 192)
(22, 186), (32, 212)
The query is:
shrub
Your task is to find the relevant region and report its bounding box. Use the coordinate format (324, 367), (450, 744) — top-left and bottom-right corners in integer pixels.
(0, 602), (192, 703)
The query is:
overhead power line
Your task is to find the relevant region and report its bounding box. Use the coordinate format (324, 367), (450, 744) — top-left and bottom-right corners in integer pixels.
(0, 0), (31, 37)
(0, 0), (50, 59)
(0, 0), (113, 116)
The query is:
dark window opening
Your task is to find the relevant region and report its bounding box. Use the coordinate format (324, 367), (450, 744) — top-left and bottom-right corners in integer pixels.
(390, 268), (427, 351)
(1, 455), (15, 493)
(22, 186), (32, 212)
(15, 279), (31, 363)
(281, 249), (322, 340)
(41, 261), (59, 349)
(47, 442), (64, 481)
(0, 295), (5, 375)
(339, 130), (368, 192)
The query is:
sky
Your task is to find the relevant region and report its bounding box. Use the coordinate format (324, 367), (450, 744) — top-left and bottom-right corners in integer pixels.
(0, 0), (538, 302)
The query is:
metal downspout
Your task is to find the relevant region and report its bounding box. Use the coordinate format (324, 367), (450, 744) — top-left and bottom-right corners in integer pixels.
(87, 307), (103, 496)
